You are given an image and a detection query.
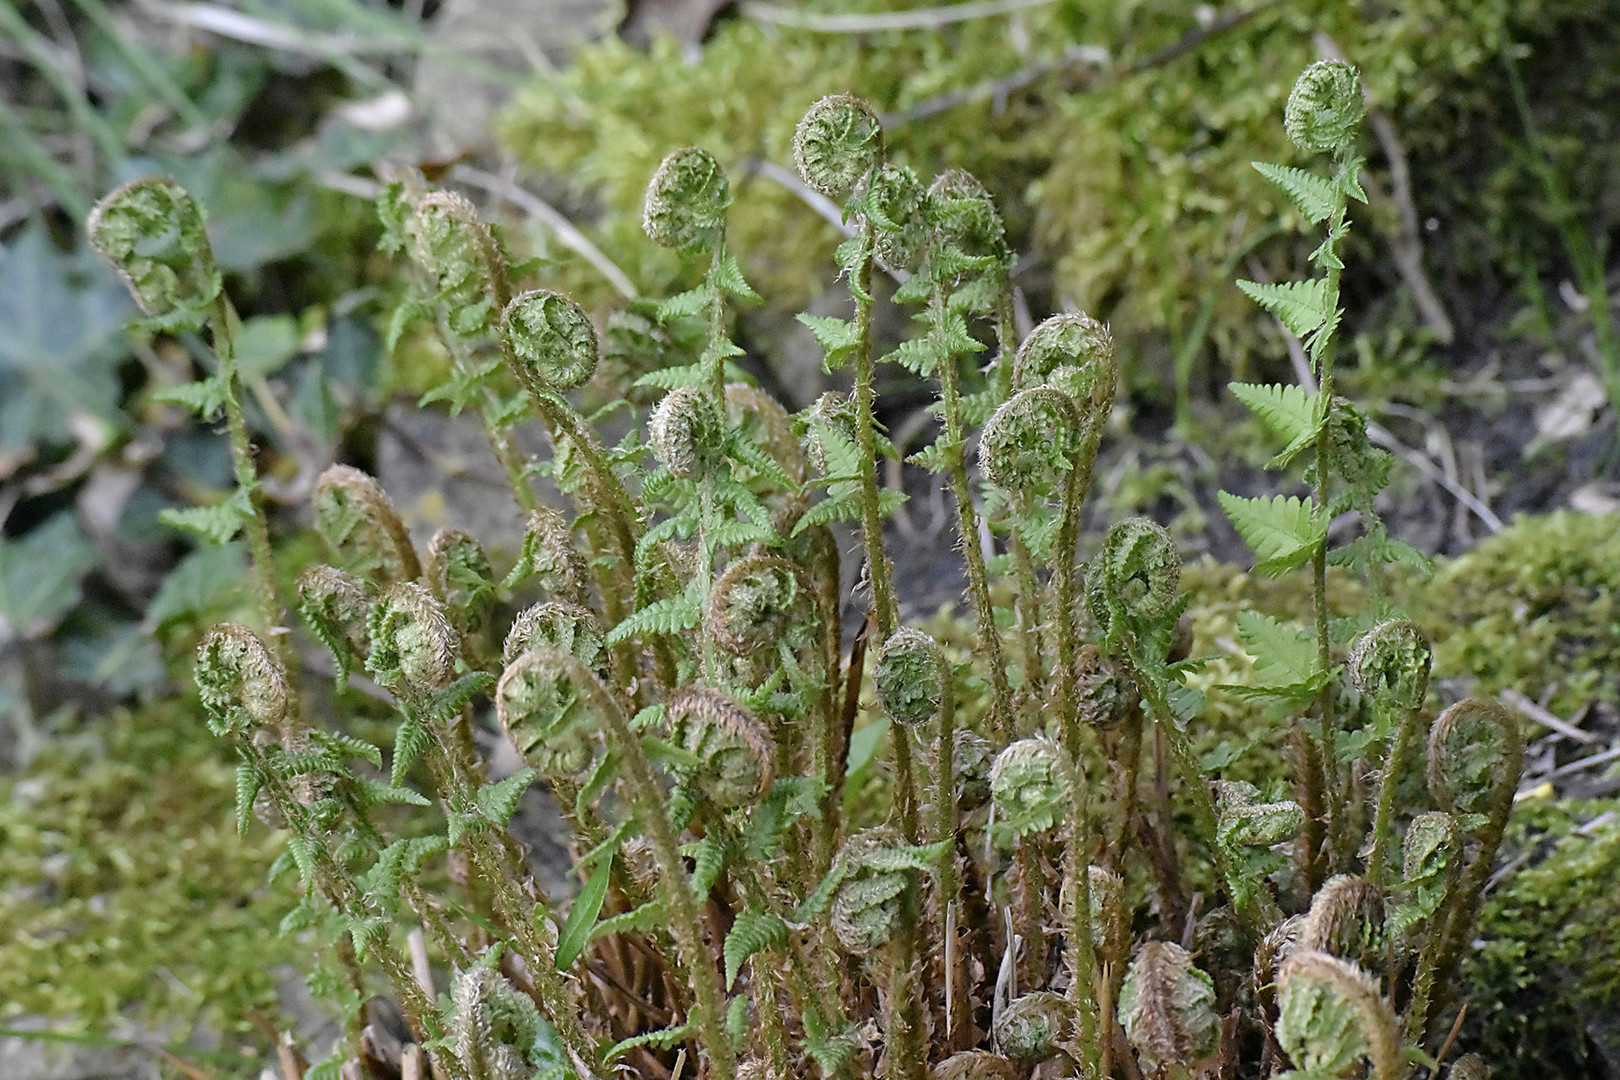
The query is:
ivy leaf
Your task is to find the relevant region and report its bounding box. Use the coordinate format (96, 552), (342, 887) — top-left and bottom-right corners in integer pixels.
(555, 850), (613, 971)
(1217, 492), (1325, 577)
(0, 513), (100, 638)
(1229, 382), (1327, 468)
(1253, 162), (1338, 224)
(1236, 278), (1331, 340)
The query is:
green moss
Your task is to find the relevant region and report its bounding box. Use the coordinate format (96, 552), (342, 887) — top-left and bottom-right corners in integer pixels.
(497, 0), (1599, 395)
(0, 703), (298, 1053)
(1412, 511), (1620, 717)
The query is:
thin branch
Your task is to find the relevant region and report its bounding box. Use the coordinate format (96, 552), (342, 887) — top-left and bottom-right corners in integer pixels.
(450, 164), (638, 300)
(742, 0), (1053, 33)
(1498, 688), (1596, 745)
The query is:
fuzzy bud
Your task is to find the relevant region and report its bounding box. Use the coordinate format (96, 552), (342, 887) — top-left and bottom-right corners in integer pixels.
(666, 685), (775, 808)
(1061, 864), (1127, 965)
(452, 968), (543, 1080)
(404, 191), (509, 337)
(864, 163), (930, 270)
(1426, 698), (1523, 822)
(86, 178), (222, 324)
(931, 1051), (1016, 1080)
(1284, 60), (1365, 154)
(1119, 940), (1221, 1074)
(511, 507), (590, 606)
(195, 623), (290, 737)
(426, 528), (496, 639)
(1074, 645), (1129, 728)
(1448, 1054), (1491, 1080)
(994, 991), (1072, 1062)
(873, 627), (950, 727)
(312, 465), (421, 584)
(794, 94), (884, 198)
(503, 601), (605, 672)
(649, 385), (722, 479)
(496, 648), (609, 785)
(990, 736), (1071, 839)
(366, 582), (457, 696)
(296, 565), (373, 682)
(1349, 619), (1431, 710)
(979, 386), (1081, 498)
(643, 147), (731, 252)
(501, 289), (599, 393)
(1012, 312), (1117, 410)
(801, 391), (858, 475)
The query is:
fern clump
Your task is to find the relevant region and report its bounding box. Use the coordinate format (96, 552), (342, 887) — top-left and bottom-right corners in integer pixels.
(99, 67), (1542, 1080)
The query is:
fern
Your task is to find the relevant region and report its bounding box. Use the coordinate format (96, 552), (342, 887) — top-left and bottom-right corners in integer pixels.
(1229, 382), (1328, 468)
(1253, 161), (1338, 224)
(724, 909), (788, 989)
(1217, 492), (1326, 577)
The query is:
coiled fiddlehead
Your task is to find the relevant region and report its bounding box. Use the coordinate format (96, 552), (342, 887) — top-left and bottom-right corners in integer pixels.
(502, 601), (606, 673)
(1387, 810), (1461, 941)
(509, 507), (590, 606)
(989, 736), (1071, 840)
(707, 555), (807, 658)
(452, 967), (545, 1080)
(1349, 619), (1432, 711)
(872, 627), (950, 729)
(1088, 517), (1182, 643)
(501, 289), (599, 394)
(1118, 940), (1221, 1075)
(404, 191), (510, 338)
(1011, 312), (1117, 411)
(86, 177), (222, 326)
(1297, 874), (1385, 970)
(196, 623), (291, 738)
(978, 387), (1080, 504)
(827, 825), (920, 954)
(366, 582), (458, 698)
(1274, 950), (1401, 1080)
(1426, 698), (1523, 824)
(864, 163), (930, 271)
(296, 565), (373, 684)
(931, 1051), (1016, 1080)
(793, 94), (884, 198)
(643, 147), (731, 252)
(666, 685), (775, 809)
(649, 385), (723, 480)
(993, 991), (1072, 1063)
(1284, 59), (1366, 154)
(426, 528), (497, 642)
(495, 647), (609, 787)
(312, 465), (422, 585)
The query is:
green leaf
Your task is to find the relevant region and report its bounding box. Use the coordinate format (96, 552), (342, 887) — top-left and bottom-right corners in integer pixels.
(656, 286), (709, 321)
(423, 671), (495, 723)
(796, 313), (859, 369)
(555, 851), (613, 971)
(475, 769), (537, 828)
(606, 581), (704, 646)
(391, 717), (432, 788)
(235, 761), (263, 836)
(1217, 492), (1325, 577)
(0, 223), (133, 454)
(0, 513), (100, 637)
(1229, 382), (1328, 468)
(604, 1020), (693, 1064)
(714, 252), (760, 302)
(881, 336), (940, 376)
(1235, 611), (1321, 687)
(1236, 278), (1331, 340)
(351, 777), (431, 808)
(1253, 162), (1338, 224)
(159, 486), (255, 546)
(724, 910), (787, 989)
(151, 375), (228, 419)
